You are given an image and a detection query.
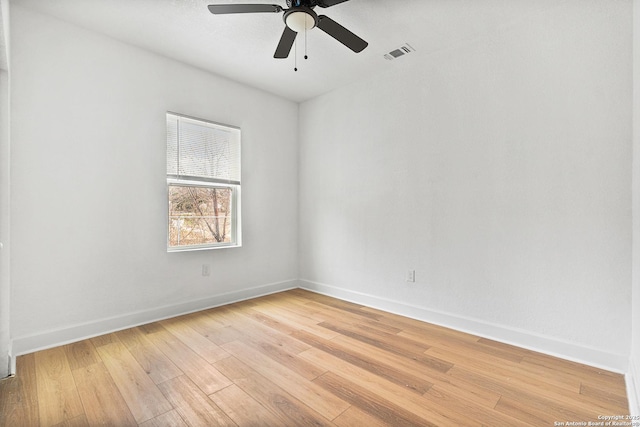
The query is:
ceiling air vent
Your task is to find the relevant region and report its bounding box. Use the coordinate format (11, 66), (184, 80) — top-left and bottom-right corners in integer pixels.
(384, 43), (415, 61)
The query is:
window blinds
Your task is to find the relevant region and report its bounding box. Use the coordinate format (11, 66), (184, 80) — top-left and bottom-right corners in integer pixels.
(167, 113), (241, 185)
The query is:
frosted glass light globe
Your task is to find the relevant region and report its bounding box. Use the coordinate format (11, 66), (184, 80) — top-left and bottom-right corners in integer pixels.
(286, 11), (315, 33)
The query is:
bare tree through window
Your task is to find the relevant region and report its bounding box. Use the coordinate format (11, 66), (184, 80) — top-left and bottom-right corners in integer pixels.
(169, 186), (232, 247)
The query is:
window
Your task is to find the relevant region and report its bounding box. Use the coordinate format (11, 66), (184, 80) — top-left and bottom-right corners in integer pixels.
(166, 112), (241, 251)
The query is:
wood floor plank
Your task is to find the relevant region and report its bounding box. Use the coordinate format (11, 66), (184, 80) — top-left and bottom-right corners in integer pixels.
(146, 325), (233, 395)
(138, 410), (188, 427)
(232, 309), (312, 354)
(424, 384), (532, 426)
(51, 414), (89, 427)
(494, 395), (556, 426)
(234, 329), (326, 381)
(269, 303), (334, 330)
(520, 356), (625, 398)
(319, 321), (433, 361)
(191, 307), (261, 347)
(314, 371), (437, 427)
(137, 322), (167, 335)
(0, 376), (24, 427)
(250, 302), (340, 340)
(303, 301), (404, 335)
(115, 327), (184, 385)
(300, 346), (482, 427)
(96, 341), (173, 424)
(293, 329), (434, 395)
(522, 354), (627, 392)
(454, 353), (626, 416)
(427, 342), (627, 415)
(580, 383), (629, 412)
(328, 332), (452, 381)
(178, 310), (228, 339)
(71, 362), (137, 426)
(209, 384), (286, 427)
(157, 375), (236, 427)
(208, 306), (323, 379)
(321, 322), (453, 372)
(0, 354), (40, 427)
(291, 289), (381, 321)
(425, 345), (581, 394)
(358, 305), (479, 342)
(253, 293), (330, 324)
(400, 329), (524, 363)
(425, 374), (502, 409)
(34, 347), (84, 426)
(202, 302), (312, 354)
(200, 306), (239, 329)
(332, 406), (391, 427)
(476, 337), (539, 358)
(159, 316), (230, 363)
(62, 340), (100, 371)
(429, 342), (584, 392)
(90, 333), (119, 348)
(214, 356), (335, 427)
(221, 340), (350, 420)
(449, 365), (603, 422)
(241, 309), (300, 336)
(198, 324), (244, 346)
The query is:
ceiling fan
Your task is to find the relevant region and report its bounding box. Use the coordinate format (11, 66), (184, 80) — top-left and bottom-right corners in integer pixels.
(208, 0), (368, 59)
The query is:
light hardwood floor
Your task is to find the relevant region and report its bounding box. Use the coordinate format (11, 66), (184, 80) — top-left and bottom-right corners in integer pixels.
(0, 289), (630, 426)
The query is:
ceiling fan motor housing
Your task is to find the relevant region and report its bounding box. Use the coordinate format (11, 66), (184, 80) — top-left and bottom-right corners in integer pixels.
(286, 0), (319, 7)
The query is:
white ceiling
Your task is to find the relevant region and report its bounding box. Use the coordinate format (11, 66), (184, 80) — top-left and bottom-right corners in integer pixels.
(13, 0), (561, 102)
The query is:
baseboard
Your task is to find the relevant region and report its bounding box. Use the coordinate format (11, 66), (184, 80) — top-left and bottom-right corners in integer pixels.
(0, 342), (14, 379)
(0, 354), (13, 381)
(7, 352), (14, 377)
(627, 357), (640, 416)
(299, 279), (629, 373)
(9, 341), (14, 376)
(11, 279), (298, 356)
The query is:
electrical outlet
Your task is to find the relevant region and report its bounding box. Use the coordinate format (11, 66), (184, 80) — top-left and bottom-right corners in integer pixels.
(202, 264), (211, 277)
(406, 269), (416, 283)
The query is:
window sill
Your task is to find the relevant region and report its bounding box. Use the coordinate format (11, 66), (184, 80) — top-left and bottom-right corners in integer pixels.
(167, 243), (242, 253)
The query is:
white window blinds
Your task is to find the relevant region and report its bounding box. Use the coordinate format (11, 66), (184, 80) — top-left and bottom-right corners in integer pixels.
(167, 113), (241, 185)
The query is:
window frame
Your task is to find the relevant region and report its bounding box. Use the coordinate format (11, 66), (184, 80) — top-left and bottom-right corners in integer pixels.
(166, 113), (242, 252)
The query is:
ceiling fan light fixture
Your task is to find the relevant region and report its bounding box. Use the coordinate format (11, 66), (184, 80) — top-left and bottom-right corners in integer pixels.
(285, 10), (316, 33)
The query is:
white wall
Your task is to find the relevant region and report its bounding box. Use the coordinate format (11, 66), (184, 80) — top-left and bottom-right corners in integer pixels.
(630, 0), (640, 416)
(0, 0), (10, 378)
(10, 5), (298, 353)
(299, 0), (632, 371)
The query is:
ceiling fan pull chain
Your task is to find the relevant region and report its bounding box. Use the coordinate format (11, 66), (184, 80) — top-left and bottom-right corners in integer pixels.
(304, 14), (308, 60)
(294, 37), (298, 71)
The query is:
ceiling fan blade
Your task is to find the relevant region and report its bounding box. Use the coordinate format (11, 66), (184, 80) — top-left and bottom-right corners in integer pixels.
(274, 26), (297, 58)
(317, 15), (368, 53)
(208, 4), (283, 14)
(316, 0), (351, 7)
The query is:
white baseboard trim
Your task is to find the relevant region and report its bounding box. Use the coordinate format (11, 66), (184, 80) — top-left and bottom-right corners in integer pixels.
(299, 279), (629, 373)
(11, 279), (298, 356)
(9, 341), (15, 376)
(0, 354), (12, 380)
(627, 357), (640, 416)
